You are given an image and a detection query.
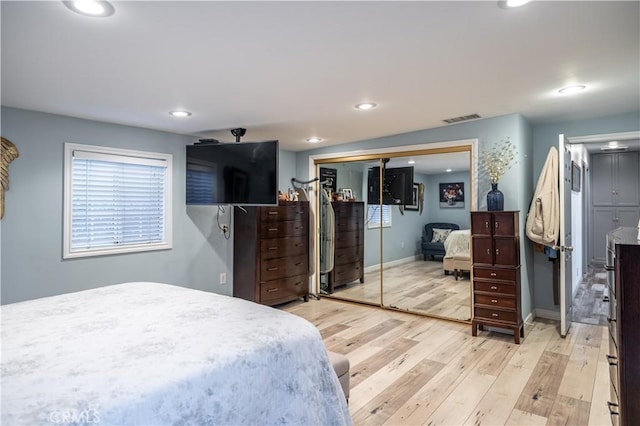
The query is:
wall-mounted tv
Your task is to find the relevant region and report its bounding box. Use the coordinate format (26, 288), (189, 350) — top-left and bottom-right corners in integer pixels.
(186, 140), (278, 205)
(367, 166), (414, 205)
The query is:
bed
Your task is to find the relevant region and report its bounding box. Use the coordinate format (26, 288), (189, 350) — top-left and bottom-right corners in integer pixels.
(1, 282), (352, 425)
(443, 229), (471, 279)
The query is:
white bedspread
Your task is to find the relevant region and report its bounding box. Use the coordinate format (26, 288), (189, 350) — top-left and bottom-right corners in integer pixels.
(1, 282), (352, 426)
(443, 229), (471, 258)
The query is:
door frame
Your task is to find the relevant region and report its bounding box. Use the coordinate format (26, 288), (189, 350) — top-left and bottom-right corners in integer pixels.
(560, 130), (639, 334)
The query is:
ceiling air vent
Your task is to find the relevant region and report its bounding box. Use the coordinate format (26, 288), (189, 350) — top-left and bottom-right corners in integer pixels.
(443, 114), (481, 124)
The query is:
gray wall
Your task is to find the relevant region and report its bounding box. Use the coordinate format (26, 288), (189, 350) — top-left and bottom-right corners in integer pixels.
(0, 107), (234, 304)
(531, 111), (640, 313)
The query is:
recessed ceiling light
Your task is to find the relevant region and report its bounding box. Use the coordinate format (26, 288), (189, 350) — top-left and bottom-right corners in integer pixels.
(408, 160), (416, 165)
(63, 1), (115, 17)
(355, 102), (377, 111)
(169, 110), (192, 118)
(505, 0), (531, 7)
(608, 141), (619, 147)
(446, 168), (452, 172)
(558, 85), (586, 95)
(307, 137), (323, 143)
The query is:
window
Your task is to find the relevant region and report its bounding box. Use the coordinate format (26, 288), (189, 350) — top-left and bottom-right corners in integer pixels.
(63, 143), (172, 258)
(367, 204), (392, 229)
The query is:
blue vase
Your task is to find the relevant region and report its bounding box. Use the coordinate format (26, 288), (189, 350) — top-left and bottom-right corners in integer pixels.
(487, 183), (504, 211)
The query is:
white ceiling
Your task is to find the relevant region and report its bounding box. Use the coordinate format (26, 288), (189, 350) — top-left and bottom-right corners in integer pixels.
(2, 1), (639, 152)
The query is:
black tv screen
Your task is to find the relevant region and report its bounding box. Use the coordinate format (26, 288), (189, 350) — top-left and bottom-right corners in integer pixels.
(367, 166), (414, 205)
(186, 141), (278, 205)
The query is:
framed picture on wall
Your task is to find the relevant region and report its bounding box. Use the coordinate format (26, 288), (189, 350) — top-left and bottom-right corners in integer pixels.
(439, 182), (464, 208)
(571, 161), (581, 192)
(405, 183), (419, 211)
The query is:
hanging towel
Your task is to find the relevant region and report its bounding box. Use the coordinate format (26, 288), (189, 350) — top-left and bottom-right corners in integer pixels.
(526, 146), (559, 247)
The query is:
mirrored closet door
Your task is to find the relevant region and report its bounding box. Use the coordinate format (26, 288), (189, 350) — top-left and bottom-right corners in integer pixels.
(316, 147), (474, 323)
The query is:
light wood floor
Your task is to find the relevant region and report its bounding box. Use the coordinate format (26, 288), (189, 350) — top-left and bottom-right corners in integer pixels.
(328, 259), (472, 322)
(283, 298), (611, 426)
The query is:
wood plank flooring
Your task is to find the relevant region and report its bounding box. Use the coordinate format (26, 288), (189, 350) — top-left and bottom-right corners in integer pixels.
(328, 259), (472, 322)
(282, 298), (611, 426)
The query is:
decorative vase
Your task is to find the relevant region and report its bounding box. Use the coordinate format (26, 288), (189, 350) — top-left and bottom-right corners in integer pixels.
(487, 183), (504, 211)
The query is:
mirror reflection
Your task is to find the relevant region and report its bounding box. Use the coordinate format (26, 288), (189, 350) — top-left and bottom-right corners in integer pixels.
(317, 149), (472, 322)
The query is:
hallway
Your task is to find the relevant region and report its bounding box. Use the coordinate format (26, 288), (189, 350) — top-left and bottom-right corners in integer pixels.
(571, 267), (608, 326)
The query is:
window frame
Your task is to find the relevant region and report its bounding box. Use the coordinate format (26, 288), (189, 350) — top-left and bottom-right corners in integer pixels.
(63, 143), (173, 259)
(367, 204), (392, 229)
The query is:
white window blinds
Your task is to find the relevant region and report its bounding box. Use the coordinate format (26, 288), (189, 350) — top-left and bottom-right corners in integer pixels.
(367, 204), (392, 228)
(64, 144), (172, 258)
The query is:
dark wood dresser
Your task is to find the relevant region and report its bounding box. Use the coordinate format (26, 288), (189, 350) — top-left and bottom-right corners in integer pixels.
(606, 227), (640, 426)
(233, 201), (309, 306)
(327, 201), (365, 293)
(470, 211), (523, 344)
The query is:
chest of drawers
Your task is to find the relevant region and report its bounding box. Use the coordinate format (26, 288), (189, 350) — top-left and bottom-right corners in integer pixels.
(470, 211), (523, 344)
(233, 201), (309, 306)
(327, 202), (364, 293)
(606, 227), (640, 426)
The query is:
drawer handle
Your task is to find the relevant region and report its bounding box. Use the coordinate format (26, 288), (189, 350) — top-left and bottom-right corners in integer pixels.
(490, 286), (498, 290)
(485, 221), (489, 229)
(266, 288), (279, 293)
(606, 354), (618, 366)
(267, 267), (278, 272)
(496, 248), (500, 256)
(490, 272), (497, 277)
(268, 228), (278, 232)
(487, 248), (491, 255)
(607, 401), (619, 416)
(492, 313), (499, 317)
(268, 211), (279, 215)
(491, 299), (498, 303)
(268, 247), (278, 250)
(495, 221), (499, 229)
(294, 281), (302, 286)
(295, 262), (302, 266)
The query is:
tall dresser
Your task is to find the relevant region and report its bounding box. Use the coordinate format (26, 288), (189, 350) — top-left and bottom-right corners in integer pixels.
(470, 211), (523, 344)
(327, 201), (364, 293)
(605, 227), (640, 426)
(233, 201), (309, 306)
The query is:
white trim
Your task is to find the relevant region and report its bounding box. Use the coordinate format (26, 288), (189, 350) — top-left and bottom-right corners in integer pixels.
(63, 143), (173, 259)
(567, 131), (640, 144)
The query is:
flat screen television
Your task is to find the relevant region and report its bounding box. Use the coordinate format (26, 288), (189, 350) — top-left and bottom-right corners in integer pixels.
(186, 140), (278, 205)
(367, 166), (414, 205)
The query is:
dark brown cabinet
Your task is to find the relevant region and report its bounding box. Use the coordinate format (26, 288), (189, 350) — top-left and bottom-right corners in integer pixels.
(606, 227), (640, 426)
(328, 201), (365, 293)
(233, 201), (309, 306)
(471, 211), (523, 344)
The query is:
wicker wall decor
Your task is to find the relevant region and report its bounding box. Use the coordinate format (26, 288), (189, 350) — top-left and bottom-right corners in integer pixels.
(1, 137), (19, 219)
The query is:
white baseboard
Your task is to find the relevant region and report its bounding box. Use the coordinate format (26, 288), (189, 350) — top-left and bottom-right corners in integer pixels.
(363, 255), (421, 273)
(534, 308), (561, 321)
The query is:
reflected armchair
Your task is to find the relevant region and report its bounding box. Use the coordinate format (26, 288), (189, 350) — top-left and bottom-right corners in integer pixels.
(421, 222), (460, 260)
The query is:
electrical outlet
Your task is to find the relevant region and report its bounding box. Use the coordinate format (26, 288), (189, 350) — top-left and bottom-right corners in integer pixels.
(219, 272), (227, 284)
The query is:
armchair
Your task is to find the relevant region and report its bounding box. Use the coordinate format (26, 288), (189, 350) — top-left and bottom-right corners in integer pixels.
(421, 222), (460, 260)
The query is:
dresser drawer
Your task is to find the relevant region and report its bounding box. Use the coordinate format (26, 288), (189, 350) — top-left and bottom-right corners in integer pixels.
(334, 246), (363, 266)
(261, 254), (307, 281)
(261, 204), (307, 222)
(260, 236), (307, 260)
(332, 261), (363, 285)
(260, 220), (306, 239)
(474, 267), (517, 281)
(334, 230), (363, 249)
(474, 294), (516, 309)
(474, 281), (516, 295)
(332, 202), (364, 217)
(335, 217), (363, 232)
(474, 307), (517, 324)
(260, 274), (307, 304)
